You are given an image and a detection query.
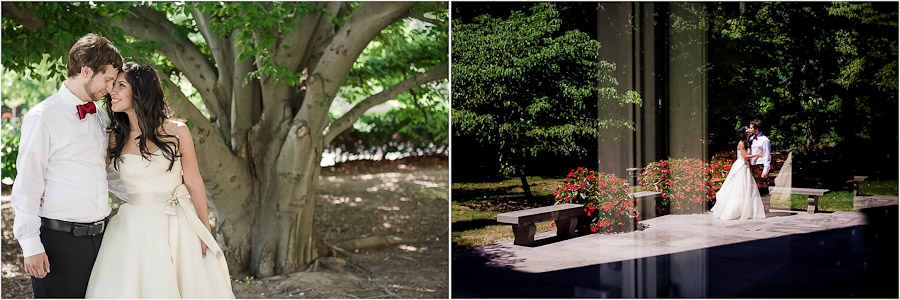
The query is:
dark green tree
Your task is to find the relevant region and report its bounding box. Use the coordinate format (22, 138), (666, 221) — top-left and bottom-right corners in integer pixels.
(452, 3), (640, 198)
(707, 2), (897, 162)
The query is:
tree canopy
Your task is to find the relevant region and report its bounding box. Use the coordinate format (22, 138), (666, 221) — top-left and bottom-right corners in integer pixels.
(707, 2), (898, 156)
(451, 3), (640, 195)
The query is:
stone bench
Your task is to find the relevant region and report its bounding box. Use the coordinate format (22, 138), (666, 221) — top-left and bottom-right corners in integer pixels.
(630, 191), (661, 199)
(496, 204), (583, 246)
(768, 187), (829, 214)
(852, 176), (868, 196)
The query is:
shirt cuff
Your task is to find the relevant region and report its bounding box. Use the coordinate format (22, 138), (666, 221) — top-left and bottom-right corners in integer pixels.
(19, 236), (45, 258)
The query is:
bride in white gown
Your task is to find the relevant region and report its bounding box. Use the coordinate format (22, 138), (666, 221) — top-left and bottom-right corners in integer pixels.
(710, 126), (767, 220)
(85, 62), (234, 298)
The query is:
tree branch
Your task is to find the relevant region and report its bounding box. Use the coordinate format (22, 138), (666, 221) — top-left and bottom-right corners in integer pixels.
(1, 3), (44, 31)
(406, 11), (444, 26)
(312, 2), (418, 108)
(229, 48), (260, 153)
(323, 63), (448, 144)
(111, 6), (222, 123)
(274, 3), (335, 77)
(295, 4), (343, 83)
(191, 6), (231, 89)
(159, 73), (249, 201)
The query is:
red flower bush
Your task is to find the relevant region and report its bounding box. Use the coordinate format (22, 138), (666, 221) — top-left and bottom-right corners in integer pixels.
(639, 156), (735, 213)
(706, 152), (733, 204)
(554, 167), (639, 233)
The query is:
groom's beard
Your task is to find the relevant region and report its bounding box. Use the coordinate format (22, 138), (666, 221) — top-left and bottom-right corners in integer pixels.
(84, 78), (103, 102)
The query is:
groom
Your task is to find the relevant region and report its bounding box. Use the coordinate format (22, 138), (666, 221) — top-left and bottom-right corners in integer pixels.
(749, 119), (772, 195)
(10, 34), (123, 298)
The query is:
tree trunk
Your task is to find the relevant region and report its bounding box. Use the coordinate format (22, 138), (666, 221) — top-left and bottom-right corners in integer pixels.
(101, 1), (443, 279)
(518, 165), (533, 200)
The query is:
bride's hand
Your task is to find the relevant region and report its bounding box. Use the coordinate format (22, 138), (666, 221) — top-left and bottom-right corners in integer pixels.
(201, 223), (212, 258)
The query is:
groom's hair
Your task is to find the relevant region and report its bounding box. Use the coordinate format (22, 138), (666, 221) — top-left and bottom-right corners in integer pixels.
(750, 119), (763, 132)
(67, 34), (124, 78)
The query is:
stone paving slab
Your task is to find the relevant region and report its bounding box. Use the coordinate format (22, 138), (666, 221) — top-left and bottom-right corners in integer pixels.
(455, 209), (871, 274)
(854, 194), (899, 209)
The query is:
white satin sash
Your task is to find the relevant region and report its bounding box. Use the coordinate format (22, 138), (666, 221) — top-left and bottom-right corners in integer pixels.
(128, 184), (232, 289)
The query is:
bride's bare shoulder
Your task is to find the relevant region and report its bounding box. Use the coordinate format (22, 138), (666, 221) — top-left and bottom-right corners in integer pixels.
(165, 118), (193, 139)
(161, 119), (190, 140)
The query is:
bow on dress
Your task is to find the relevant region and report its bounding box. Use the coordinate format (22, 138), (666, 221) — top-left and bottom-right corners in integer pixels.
(163, 184), (232, 289)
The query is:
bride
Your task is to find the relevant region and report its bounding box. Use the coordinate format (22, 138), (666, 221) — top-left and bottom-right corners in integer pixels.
(710, 126), (767, 220)
(85, 62), (234, 298)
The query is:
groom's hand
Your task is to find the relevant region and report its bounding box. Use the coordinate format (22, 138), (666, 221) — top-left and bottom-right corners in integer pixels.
(24, 252), (50, 278)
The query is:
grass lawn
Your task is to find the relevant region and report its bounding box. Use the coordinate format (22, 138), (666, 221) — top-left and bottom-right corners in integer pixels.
(768, 180), (897, 212)
(452, 176), (564, 249)
(859, 180), (899, 196)
(451, 203), (555, 249)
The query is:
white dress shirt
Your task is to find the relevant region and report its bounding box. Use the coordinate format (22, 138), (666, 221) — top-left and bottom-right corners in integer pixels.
(11, 82), (112, 257)
(750, 132), (772, 175)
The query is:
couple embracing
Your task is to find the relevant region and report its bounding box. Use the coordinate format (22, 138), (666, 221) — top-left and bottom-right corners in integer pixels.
(710, 119), (772, 220)
(11, 34), (235, 298)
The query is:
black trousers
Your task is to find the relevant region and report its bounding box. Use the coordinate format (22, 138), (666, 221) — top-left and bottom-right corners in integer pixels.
(31, 226), (103, 298)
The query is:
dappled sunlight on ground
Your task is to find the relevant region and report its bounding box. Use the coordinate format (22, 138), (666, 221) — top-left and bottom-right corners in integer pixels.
(322, 195), (364, 206)
(397, 244), (429, 253)
(315, 163), (449, 298)
(324, 176), (347, 183)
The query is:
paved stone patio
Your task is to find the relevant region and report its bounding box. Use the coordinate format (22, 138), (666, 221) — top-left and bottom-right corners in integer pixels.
(453, 195), (898, 298)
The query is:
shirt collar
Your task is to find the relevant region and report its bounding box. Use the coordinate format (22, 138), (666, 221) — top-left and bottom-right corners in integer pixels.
(59, 81), (91, 107)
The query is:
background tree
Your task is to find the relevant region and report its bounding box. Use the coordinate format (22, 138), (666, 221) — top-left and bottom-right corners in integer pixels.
(2, 1), (448, 277)
(707, 2), (897, 179)
(452, 3), (640, 198)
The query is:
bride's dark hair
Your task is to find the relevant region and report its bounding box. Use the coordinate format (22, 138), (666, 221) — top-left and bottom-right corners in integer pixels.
(736, 126), (751, 151)
(105, 62), (180, 171)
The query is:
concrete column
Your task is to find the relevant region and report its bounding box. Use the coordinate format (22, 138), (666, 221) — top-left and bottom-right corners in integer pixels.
(666, 2), (708, 161)
(665, 3), (709, 295)
(596, 2), (636, 178)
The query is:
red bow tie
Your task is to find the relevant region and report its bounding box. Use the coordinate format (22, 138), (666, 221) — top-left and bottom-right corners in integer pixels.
(76, 102), (97, 120)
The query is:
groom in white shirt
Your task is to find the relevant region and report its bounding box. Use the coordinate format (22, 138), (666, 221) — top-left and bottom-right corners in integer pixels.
(10, 34), (123, 298)
(749, 119), (772, 194)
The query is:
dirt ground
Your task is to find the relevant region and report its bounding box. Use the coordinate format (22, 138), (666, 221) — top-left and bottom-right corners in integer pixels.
(1, 156), (449, 299)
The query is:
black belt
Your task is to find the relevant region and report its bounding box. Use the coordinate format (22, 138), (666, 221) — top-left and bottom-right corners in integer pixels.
(41, 217), (107, 236)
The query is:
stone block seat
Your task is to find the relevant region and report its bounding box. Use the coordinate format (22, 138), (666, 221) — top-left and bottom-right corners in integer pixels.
(496, 204), (583, 246)
(851, 176), (868, 196)
(768, 187), (829, 214)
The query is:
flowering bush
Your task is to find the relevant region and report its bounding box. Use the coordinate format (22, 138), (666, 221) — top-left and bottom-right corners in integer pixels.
(638, 158), (708, 213)
(710, 151), (786, 189)
(639, 156), (738, 213)
(706, 152), (734, 204)
(667, 158), (708, 212)
(553, 167), (639, 233)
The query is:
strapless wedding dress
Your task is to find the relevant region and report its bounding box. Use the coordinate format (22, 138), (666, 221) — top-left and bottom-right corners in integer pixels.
(710, 150), (767, 220)
(85, 150), (234, 298)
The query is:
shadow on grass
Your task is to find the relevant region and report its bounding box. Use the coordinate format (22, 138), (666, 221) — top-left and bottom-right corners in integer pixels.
(452, 185), (528, 201)
(451, 175), (512, 184)
(452, 219), (500, 232)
